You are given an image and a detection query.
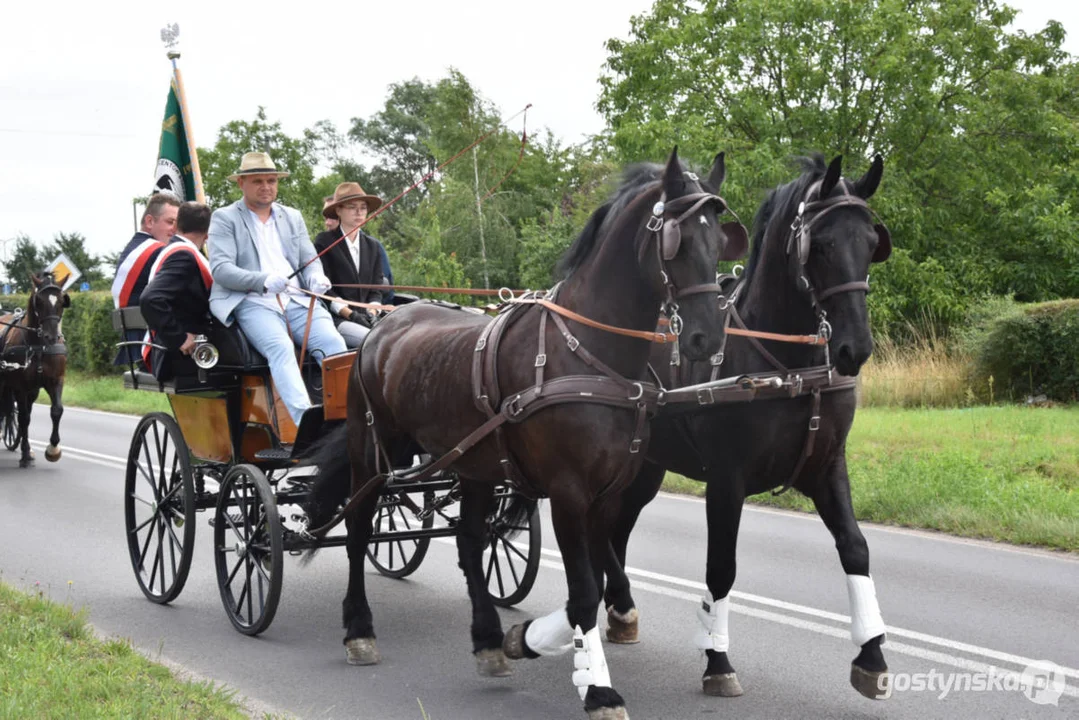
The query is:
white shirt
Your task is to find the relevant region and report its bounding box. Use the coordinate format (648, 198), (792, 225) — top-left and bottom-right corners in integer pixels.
(247, 207), (304, 312)
(331, 230), (362, 316)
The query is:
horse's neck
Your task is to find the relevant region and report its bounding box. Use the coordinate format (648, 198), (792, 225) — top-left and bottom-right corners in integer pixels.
(557, 237), (659, 378)
(735, 231), (825, 372)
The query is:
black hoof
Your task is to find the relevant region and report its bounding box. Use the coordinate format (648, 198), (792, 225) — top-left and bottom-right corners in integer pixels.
(851, 663), (889, 699)
(503, 622), (539, 660)
(703, 672), (743, 697)
(19, 458), (33, 468)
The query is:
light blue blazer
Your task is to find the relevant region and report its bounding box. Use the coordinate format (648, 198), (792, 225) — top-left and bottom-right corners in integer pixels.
(207, 199), (325, 325)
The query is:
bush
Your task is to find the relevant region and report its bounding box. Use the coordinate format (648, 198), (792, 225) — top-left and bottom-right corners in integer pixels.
(970, 299), (1079, 403)
(2, 291), (119, 375)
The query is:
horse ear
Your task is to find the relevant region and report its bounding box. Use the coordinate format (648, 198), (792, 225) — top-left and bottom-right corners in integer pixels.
(706, 152), (726, 191)
(853, 154), (884, 200)
(29, 273), (41, 288)
(820, 155), (843, 198)
(662, 146), (684, 198)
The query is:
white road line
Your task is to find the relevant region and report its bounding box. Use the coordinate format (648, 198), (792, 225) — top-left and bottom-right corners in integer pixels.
(26, 441), (125, 471)
(43, 439), (1079, 690)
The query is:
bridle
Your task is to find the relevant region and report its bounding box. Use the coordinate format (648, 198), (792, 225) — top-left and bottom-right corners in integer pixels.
(29, 281), (66, 346)
(643, 174), (747, 362)
(783, 178), (891, 359)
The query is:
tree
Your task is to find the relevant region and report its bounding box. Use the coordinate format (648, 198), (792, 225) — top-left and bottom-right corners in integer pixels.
(599, 0), (1079, 334)
(3, 235), (40, 293)
(42, 232), (106, 289)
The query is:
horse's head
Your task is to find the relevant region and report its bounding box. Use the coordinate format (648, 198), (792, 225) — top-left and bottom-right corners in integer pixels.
(28, 273), (69, 346)
(785, 155), (891, 376)
(639, 148), (748, 360)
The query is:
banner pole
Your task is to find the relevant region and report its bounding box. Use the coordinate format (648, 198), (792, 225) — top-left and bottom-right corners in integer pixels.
(168, 52), (205, 204)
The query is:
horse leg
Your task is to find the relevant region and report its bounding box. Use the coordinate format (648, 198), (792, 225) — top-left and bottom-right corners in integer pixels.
(342, 490), (381, 665)
(16, 389), (34, 468)
(456, 483), (512, 677)
(603, 460), (665, 644)
(810, 454), (889, 699)
(44, 377), (63, 462)
(697, 474), (745, 697)
(504, 495), (627, 719)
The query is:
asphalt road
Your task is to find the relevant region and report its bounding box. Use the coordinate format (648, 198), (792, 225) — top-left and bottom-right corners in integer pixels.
(1, 406), (1076, 720)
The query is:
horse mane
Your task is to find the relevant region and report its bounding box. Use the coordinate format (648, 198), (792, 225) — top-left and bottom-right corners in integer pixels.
(744, 154), (829, 281)
(556, 162), (675, 279)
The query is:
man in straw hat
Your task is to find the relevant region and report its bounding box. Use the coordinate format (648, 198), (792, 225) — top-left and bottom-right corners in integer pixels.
(207, 151), (345, 427)
(314, 181), (392, 347)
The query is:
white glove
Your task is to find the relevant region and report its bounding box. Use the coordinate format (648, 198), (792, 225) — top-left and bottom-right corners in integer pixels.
(263, 274), (289, 294)
(310, 274), (332, 295)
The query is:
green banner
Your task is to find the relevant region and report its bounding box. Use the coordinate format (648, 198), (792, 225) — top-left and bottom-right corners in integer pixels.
(152, 76), (196, 201)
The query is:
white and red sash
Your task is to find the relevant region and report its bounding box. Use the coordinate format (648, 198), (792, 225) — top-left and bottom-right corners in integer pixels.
(111, 238), (165, 309)
(142, 240), (214, 367)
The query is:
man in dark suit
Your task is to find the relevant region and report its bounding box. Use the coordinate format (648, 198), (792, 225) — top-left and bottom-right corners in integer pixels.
(314, 182), (390, 347)
(140, 202), (214, 381)
(112, 193), (181, 365)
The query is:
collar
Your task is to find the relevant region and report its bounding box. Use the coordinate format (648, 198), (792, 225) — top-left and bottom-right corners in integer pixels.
(244, 202), (276, 225)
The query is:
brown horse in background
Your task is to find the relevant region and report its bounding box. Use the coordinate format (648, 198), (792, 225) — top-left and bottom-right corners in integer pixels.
(0, 273), (69, 468)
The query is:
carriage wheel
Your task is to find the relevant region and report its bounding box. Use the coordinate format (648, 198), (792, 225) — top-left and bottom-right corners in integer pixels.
(366, 491), (434, 579)
(124, 412), (196, 604)
(486, 491), (541, 608)
(213, 464), (283, 636)
(3, 405), (20, 452)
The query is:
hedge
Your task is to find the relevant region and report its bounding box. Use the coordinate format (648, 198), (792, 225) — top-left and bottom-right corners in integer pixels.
(970, 299), (1079, 403)
(2, 291), (120, 375)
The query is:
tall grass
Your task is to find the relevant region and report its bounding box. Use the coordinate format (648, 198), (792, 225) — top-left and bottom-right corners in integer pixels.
(859, 330), (973, 408)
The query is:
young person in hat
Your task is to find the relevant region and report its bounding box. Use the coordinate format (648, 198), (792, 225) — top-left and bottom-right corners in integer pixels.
(140, 202), (214, 381)
(111, 192), (181, 366)
(313, 182), (392, 347)
(207, 151), (345, 427)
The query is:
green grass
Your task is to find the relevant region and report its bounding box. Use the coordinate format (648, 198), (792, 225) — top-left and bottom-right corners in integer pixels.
(41, 372), (1079, 552)
(38, 370), (169, 415)
(666, 405), (1079, 552)
(0, 579), (247, 719)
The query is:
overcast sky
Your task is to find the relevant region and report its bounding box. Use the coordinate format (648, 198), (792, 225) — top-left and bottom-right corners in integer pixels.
(0, 0), (1075, 269)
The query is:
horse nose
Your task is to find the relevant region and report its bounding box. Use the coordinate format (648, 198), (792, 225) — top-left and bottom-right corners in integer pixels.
(686, 330), (709, 358)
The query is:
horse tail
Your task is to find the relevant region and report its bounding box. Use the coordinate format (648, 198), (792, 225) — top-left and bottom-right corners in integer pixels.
(496, 490), (536, 541)
(300, 423), (352, 563)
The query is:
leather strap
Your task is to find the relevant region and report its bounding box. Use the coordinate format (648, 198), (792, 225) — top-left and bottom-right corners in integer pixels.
(298, 295), (316, 369)
(772, 387), (822, 496)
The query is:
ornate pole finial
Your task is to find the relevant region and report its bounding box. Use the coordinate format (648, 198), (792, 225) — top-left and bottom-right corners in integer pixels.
(160, 23), (180, 60)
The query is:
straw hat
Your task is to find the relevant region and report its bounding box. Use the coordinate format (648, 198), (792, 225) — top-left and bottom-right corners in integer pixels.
(325, 181), (382, 214)
(322, 196), (338, 220)
(228, 151), (290, 181)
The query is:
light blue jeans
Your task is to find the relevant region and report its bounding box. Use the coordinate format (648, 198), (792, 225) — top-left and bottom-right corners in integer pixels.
(232, 297), (347, 426)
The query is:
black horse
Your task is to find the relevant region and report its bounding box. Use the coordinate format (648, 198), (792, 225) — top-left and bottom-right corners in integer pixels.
(0, 273), (69, 468)
(603, 155), (894, 700)
(306, 149), (747, 719)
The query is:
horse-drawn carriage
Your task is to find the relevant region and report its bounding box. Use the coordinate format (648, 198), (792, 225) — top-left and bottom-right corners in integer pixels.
(112, 306), (541, 635)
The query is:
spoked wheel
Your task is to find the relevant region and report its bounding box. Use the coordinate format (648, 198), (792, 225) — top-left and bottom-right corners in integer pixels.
(486, 489), (541, 607)
(3, 406), (19, 452)
(213, 464), (283, 636)
(366, 491), (434, 579)
(123, 412), (196, 604)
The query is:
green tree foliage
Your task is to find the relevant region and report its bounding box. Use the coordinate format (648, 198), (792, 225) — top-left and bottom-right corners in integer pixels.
(599, 0), (1079, 336)
(3, 236), (41, 292)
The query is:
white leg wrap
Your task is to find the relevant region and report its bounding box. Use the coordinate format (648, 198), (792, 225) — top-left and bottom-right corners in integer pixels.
(694, 593), (730, 652)
(525, 607), (574, 656)
(847, 574), (887, 647)
(572, 625), (612, 700)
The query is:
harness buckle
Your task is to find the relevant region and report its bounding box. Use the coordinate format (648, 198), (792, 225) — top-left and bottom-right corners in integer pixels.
(475, 336), (487, 351)
(629, 438), (642, 454)
(534, 353), (546, 368)
(628, 382), (644, 401)
(365, 411), (375, 427)
(710, 352), (724, 367)
(506, 395), (524, 418)
(808, 415), (821, 432)
(696, 387), (715, 405)
(668, 310), (684, 337)
(566, 335), (580, 352)
(646, 214), (663, 232)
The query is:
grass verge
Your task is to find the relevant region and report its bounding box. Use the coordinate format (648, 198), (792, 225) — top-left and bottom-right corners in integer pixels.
(666, 405), (1079, 552)
(0, 580), (246, 719)
(38, 370), (169, 416)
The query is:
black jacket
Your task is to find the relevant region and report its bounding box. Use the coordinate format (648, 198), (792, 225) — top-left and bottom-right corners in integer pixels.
(113, 231), (165, 366)
(139, 238), (212, 380)
(313, 228), (386, 326)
